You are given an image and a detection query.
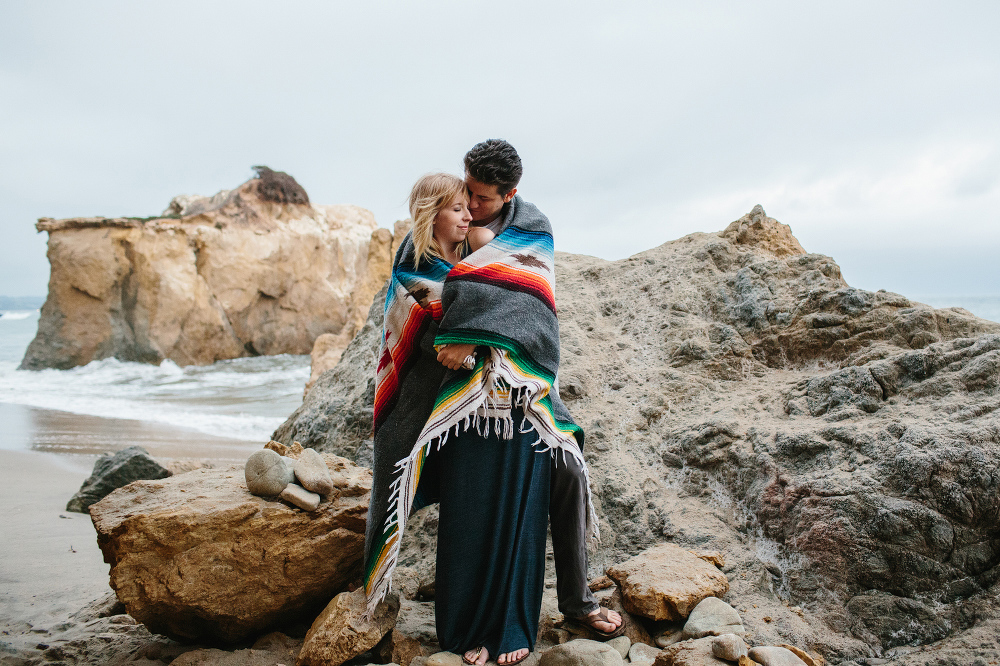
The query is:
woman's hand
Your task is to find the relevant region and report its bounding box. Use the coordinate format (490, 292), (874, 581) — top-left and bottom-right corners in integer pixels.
(437, 343), (478, 370)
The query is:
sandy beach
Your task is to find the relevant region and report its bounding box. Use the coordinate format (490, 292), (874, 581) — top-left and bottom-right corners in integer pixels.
(0, 402), (261, 638)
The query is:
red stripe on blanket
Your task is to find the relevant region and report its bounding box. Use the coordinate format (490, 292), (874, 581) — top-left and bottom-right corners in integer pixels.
(449, 264), (555, 311)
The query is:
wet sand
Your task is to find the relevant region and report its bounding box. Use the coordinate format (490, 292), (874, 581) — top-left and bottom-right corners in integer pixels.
(0, 402), (263, 634)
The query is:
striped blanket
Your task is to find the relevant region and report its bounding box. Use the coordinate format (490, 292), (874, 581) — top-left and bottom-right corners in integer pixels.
(363, 196), (596, 617)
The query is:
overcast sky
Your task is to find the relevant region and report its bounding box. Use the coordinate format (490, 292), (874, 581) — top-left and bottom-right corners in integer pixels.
(2, 1), (998, 299)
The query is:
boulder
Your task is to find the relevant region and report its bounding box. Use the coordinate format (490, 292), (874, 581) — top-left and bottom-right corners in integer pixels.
(710, 634), (748, 661)
(607, 636), (631, 659)
(295, 447), (336, 495)
(652, 636), (729, 666)
(297, 588), (399, 666)
(66, 446), (169, 513)
(22, 167), (397, 370)
(606, 544), (729, 621)
(538, 640), (624, 666)
(747, 646), (808, 666)
(273, 205), (1000, 655)
(683, 597), (744, 638)
(89, 454), (371, 644)
(245, 449), (294, 496)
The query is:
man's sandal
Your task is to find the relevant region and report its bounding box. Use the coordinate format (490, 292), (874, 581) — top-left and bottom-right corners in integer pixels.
(571, 607), (626, 639)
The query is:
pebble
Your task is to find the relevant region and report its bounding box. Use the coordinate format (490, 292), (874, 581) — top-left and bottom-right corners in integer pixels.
(279, 483), (321, 511)
(711, 633), (748, 661)
(426, 652), (463, 666)
(627, 642), (660, 666)
(683, 597), (745, 638)
(245, 449), (294, 496)
(748, 645), (808, 666)
(294, 448), (335, 495)
(538, 639), (623, 666)
(654, 630), (684, 647)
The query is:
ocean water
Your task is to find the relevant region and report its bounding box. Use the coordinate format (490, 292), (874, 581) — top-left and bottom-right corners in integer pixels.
(1, 295), (997, 458)
(0, 310), (311, 456)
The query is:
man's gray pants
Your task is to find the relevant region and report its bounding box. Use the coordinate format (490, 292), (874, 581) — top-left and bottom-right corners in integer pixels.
(550, 453), (599, 618)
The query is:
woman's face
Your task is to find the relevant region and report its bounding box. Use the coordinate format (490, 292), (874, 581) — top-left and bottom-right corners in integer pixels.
(433, 192), (472, 245)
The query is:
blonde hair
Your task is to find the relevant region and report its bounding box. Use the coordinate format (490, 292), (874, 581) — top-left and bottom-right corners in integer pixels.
(409, 173), (468, 269)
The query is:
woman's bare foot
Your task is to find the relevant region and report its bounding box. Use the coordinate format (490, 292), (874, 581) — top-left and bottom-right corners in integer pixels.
(497, 648), (529, 665)
(586, 606), (623, 634)
(463, 647), (489, 666)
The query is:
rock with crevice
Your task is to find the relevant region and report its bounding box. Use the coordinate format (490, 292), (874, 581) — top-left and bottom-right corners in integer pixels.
(298, 588), (400, 666)
(89, 454), (371, 644)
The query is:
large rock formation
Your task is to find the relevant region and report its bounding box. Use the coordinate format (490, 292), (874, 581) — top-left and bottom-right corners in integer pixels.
(274, 205), (1000, 663)
(22, 167), (396, 369)
(89, 453), (371, 644)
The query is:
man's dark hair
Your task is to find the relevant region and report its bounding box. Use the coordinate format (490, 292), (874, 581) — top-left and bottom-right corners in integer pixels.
(463, 139), (523, 196)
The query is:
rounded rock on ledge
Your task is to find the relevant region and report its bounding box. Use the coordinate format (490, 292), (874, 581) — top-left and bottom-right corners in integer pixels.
(245, 449), (294, 496)
(683, 596), (744, 638)
(295, 447), (336, 495)
(711, 633), (748, 660)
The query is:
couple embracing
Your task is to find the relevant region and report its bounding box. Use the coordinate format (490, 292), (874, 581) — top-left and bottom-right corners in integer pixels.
(364, 140), (622, 666)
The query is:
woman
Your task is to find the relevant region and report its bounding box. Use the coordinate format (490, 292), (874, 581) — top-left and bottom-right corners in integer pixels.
(364, 173), (595, 666)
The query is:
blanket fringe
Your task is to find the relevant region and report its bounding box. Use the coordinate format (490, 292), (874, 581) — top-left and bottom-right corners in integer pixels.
(365, 349), (598, 619)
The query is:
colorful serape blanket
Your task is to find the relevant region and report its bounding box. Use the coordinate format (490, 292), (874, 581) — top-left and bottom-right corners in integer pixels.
(363, 196), (596, 618)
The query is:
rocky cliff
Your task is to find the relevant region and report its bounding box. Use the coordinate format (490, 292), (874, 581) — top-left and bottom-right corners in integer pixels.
(21, 167), (396, 369)
(275, 205), (1000, 663)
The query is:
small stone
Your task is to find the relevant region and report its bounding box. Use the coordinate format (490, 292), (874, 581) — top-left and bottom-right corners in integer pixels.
(295, 448), (336, 495)
(245, 449), (294, 496)
(776, 645), (818, 666)
(265, 440), (288, 456)
(711, 634), (748, 661)
(738, 657), (755, 666)
(289, 440), (305, 457)
(652, 636), (728, 666)
(762, 616), (772, 623)
(607, 636), (630, 659)
(654, 630), (684, 647)
(280, 483), (321, 511)
(426, 652), (464, 666)
(683, 597), (744, 638)
(690, 550), (726, 569)
(627, 642), (661, 666)
(538, 639), (624, 666)
(748, 646), (808, 666)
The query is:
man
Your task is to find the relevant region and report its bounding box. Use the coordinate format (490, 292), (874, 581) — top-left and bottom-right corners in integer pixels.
(437, 139), (624, 650)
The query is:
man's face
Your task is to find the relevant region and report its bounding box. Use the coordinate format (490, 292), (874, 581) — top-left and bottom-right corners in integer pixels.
(466, 175), (515, 223)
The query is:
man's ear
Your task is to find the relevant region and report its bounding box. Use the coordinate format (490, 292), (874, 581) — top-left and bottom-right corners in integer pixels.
(503, 188), (517, 203)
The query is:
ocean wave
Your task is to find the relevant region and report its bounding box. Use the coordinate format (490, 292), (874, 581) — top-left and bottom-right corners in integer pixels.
(0, 355), (311, 442)
(0, 311), (35, 321)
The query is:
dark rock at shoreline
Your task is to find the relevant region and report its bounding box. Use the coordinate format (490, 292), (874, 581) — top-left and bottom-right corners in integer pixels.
(66, 446), (169, 513)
